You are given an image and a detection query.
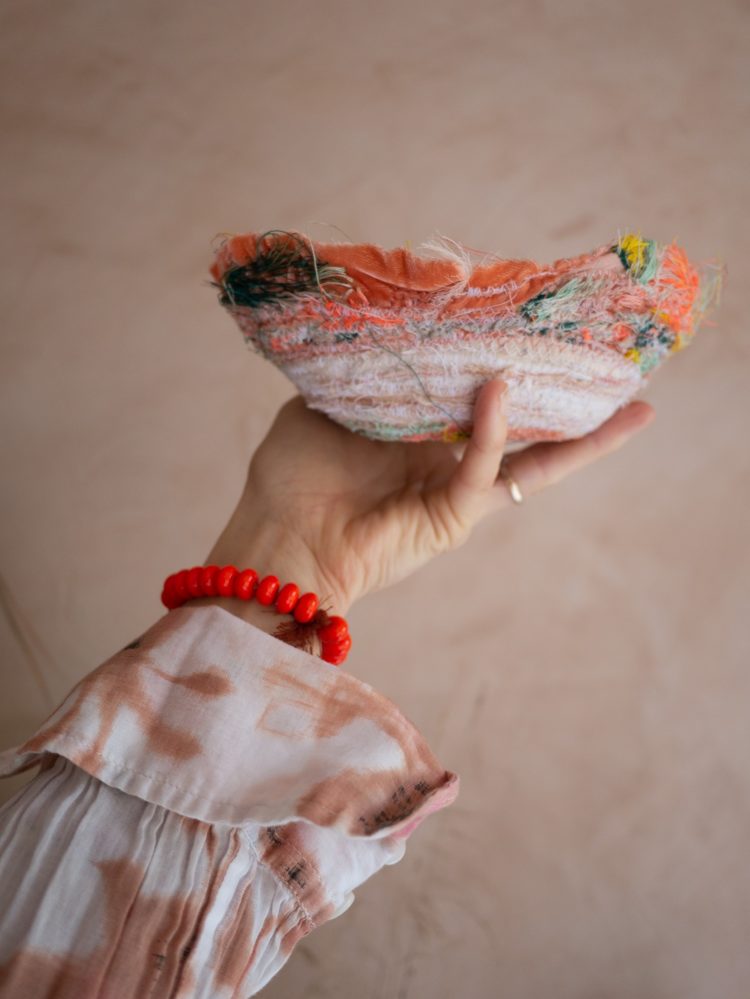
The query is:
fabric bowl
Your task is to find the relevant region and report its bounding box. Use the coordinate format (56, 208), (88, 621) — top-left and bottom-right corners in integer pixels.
(209, 229), (719, 445)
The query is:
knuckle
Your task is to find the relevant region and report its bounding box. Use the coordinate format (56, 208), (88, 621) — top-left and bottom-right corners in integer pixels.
(471, 435), (502, 459)
(528, 447), (561, 486)
(424, 496), (470, 554)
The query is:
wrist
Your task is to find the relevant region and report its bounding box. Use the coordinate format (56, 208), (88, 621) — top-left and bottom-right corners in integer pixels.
(203, 519), (353, 620)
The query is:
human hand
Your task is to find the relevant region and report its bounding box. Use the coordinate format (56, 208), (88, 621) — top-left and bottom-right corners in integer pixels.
(204, 380), (655, 618)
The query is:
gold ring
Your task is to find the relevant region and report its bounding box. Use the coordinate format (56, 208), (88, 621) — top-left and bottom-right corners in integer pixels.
(498, 462), (524, 504)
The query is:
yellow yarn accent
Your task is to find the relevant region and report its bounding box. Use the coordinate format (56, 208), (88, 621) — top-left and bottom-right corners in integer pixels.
(624, 347), (641, 364)
(442, 426), (469, 443)
(618, 233), (649, 272)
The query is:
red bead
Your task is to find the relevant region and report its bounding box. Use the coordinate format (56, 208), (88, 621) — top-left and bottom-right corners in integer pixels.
(321, 639), (350, 665)
(161, 578), (180, 609)
(186, 566), (203, 598)
(275, 582), (300, 614)
(293, 592), (319, 623)
(200, 565), (220, 596)
(216, 565), (238, 597)
(161, 575), (175, 606)
(173, 569), (190, 604)
(256, 575), (280, 606)
(234, 568), (258, 601)
(322, 633), (352, 657)
(317, 616), (349, 645)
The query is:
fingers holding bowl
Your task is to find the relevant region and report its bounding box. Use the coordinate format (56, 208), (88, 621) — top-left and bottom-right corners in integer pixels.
(493, 400), (656, 510)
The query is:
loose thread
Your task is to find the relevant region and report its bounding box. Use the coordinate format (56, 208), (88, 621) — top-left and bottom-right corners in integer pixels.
(295, 231), (472, 434)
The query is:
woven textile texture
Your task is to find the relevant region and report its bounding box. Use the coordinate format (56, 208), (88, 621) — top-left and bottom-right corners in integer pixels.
(210, 231), (719, 445)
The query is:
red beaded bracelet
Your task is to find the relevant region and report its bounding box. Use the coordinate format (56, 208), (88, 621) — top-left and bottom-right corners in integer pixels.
(161, 565), (352, 666)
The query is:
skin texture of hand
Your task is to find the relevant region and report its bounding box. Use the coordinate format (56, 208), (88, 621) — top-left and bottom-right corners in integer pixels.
(203, 379), (655, 621)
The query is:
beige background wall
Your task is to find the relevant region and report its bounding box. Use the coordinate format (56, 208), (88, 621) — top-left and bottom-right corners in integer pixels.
(1, 1), (748, 996)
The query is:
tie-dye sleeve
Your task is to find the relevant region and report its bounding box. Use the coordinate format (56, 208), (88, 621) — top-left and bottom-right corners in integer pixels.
(0, 604), (459, 997)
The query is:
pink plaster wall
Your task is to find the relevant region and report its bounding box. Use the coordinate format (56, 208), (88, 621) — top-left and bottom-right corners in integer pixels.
(1, 1), (748, 996)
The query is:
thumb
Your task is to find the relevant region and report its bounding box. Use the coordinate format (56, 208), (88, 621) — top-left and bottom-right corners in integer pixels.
(429, 378), (509, 542)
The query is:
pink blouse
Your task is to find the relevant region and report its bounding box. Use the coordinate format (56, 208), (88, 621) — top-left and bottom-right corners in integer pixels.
(0, 604), (459, 997)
